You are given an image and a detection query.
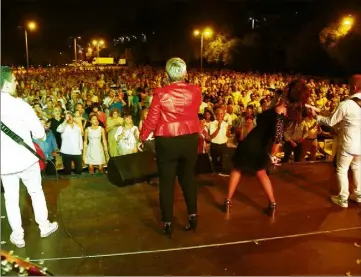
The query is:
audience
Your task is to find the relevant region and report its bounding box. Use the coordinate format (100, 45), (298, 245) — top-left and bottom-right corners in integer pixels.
(13, 66), (347, 174)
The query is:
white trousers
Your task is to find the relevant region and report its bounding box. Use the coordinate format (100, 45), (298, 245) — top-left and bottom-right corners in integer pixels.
(1, 162), (49, 237)
(336, 150), (361, 198)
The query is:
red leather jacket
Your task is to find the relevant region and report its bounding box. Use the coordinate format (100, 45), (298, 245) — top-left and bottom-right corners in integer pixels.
(140, 82), (201, 141)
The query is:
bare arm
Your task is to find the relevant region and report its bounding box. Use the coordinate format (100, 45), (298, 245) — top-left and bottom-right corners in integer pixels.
(316, 101), (347, 127)
(101, 127), (108, 152)
(83, 128), (88, 155)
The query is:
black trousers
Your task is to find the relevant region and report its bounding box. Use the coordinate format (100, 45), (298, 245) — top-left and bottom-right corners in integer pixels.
(62, 153), (83, 174)
(143, 139), (156, 153)
(45, 159), (57, 175)
(282, 141), (303, 163)
(210, 143), (227, 172)
(155, 133), (199, 222)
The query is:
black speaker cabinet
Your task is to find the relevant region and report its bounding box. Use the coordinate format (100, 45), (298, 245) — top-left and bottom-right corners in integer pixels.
(107, 151), (158, 187)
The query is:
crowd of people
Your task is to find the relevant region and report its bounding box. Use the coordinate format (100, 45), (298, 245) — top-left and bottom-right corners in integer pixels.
(12, 66), (347, 175)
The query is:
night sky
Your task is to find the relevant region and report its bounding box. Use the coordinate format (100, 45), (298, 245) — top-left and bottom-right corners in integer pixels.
(1, 0), (360, 66)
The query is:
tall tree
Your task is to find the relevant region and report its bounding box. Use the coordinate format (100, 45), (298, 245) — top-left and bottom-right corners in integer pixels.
(203, 34), (240, 65)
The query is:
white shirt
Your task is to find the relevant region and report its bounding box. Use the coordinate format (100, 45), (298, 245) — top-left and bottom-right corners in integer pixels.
(317, 92), (361, 155)
(199, 102), (208, 114)
(1, 93), (46, 174)
(209, 120), (228, 144)
(114, 126), (139, 145)
(103, 96), (113, 107)
(57, 122), (83, 155)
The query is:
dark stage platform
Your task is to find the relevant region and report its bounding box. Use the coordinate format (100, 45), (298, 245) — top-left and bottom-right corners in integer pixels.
(1, 163), (360, 276)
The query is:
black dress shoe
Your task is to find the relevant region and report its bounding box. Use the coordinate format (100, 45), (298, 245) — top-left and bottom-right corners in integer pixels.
(163, 222), (172, 238)
(185, 215), (197, 231)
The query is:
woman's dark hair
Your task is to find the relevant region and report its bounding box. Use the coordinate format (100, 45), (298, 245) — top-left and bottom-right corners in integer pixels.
(286, 79), (310, 104)
(89, 114), (98, 120)
(198, 113), (205, 120)
(203, 109), (215, 121)
(122, 112), (131, 118)
(91, 102), (101, 111)
(285, 79), (310, 123)
(85, 114), (105, 129)
(109, 108), (120, 117)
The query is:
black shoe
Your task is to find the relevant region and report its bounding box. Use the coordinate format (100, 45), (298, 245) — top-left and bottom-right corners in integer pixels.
(185, 215), (197, 231)
(163, 222), (172, 238)
(265, 202), (276, 218)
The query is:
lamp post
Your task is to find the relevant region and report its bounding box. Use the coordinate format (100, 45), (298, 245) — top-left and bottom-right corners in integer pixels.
(249, 17), (255, 29)
(92, 39), (105, 57)
(193, 28), (213, 72)
(72, 36), (81, 63)
(342, 15), (353, 26)
(24, 21), (36, 69)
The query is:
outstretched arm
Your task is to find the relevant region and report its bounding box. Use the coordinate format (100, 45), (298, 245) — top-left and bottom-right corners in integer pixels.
(316, 101), (347, 127)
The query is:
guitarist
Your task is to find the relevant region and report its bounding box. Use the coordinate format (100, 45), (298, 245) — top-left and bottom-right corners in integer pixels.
(0, 66), (58, 248)
(312, 74), (361, 208)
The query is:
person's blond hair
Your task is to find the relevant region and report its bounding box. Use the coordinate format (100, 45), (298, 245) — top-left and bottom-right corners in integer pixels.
(165, 57), (187, 82)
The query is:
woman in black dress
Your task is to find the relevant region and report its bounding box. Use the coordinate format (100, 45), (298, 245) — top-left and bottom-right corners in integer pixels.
(224, 79), (310, 216)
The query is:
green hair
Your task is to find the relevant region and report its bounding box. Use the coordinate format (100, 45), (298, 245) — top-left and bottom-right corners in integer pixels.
(0, 66), (13, 89)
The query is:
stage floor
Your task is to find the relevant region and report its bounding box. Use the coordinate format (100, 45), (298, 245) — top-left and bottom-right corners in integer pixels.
(1, 163), (360, 276)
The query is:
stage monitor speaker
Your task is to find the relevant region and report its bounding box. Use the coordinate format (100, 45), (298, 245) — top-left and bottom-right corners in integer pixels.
(107, 151), (158, 187)
(195, 153), (214, 175)
(222, 147), (236, 174)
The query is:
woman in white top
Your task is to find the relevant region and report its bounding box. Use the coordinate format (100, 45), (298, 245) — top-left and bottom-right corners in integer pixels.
(83, 114), (108, 174)
(114, 113), (140, 155)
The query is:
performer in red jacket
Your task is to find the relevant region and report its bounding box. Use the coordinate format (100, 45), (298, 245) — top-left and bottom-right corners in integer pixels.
(140, 57), (201, 237)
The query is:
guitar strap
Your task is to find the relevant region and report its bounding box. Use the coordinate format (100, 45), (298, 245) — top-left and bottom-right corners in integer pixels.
(0, 121), (47, 162)
(351, 97), (361, 108)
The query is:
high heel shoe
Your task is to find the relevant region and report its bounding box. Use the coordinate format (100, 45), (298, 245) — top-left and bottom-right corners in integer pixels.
(265, 202), (276, 218)
(163, 222), (172, 238)
(185, 215), (197, 231)
(224, 198), (232, 212)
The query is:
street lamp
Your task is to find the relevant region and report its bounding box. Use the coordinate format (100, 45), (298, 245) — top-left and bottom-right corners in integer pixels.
(339, 15), (354, 36)
(92, 39), (105, 57)
(24, 21), (36, 69)
(249, 17), (255, 29)
(193, 28), (213, 72)
(342, 15), (353, 25)
(72, 36), (81, 63)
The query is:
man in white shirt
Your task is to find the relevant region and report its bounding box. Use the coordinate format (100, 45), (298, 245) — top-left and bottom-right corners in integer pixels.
(209, 108), (231, 172)
(57, 112), (83, 175)
(0, 66), (58, 248)
(315, 74), (361, 207)
(103, 89), (116, 108)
